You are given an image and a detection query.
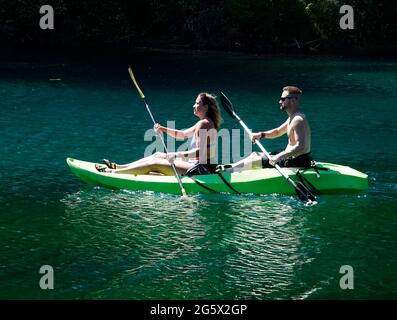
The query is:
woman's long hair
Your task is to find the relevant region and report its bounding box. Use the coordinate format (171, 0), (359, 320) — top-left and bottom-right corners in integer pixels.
(198, 92), (222, 129)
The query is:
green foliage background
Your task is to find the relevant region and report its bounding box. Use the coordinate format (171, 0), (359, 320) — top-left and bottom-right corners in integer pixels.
(0, 0), (395, 55)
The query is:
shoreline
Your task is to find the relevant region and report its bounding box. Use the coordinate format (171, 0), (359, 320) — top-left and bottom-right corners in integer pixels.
(1, 44), (396, 65)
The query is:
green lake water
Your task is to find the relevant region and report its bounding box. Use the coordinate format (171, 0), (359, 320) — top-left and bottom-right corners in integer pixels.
(0, 51), (396, 299)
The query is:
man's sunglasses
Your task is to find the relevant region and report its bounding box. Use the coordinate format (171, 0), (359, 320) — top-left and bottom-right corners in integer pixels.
(280, 93), (300, 101)
(280, 95), (299, 101)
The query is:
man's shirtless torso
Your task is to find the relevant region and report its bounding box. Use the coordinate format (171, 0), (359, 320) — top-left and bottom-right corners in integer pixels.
(285, 112), (311, 156)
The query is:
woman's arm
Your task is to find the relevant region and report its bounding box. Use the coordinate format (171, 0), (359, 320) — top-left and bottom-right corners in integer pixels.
(167, 120), (211, 160)
(168, 147), (200, 160)
(155, 123), (197, 139)
(182, 120), (212, 159)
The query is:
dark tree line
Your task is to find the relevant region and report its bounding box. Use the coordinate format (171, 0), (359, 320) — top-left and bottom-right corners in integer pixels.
(1, 0), (396, 56)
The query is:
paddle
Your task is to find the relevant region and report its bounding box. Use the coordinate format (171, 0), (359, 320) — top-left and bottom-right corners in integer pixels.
(220, 92), (317, 204)
(128, 67), (187, 197)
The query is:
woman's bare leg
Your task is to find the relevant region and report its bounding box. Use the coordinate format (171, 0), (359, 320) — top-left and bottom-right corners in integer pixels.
(110, 152), (167, 169)
(111, 158), (192, 176)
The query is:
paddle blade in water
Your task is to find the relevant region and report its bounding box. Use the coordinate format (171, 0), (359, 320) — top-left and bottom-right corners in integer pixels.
(294, 181), (317, 204)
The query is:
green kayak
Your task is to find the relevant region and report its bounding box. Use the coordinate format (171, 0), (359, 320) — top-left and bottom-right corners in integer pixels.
(66, 157), (368, 195)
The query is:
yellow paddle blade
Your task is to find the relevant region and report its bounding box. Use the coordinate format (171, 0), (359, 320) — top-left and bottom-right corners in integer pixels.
(128, 67), (145, 99)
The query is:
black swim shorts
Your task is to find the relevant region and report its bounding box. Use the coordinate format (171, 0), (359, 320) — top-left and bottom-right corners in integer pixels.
(261, 152), (313, 168)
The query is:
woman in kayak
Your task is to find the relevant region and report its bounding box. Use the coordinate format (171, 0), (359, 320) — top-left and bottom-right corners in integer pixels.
(96, 92), (222, 176)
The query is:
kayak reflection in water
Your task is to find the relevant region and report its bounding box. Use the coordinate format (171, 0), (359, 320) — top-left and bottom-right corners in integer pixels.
(226, 86), (312, 173)
(96, 93), (222, 176)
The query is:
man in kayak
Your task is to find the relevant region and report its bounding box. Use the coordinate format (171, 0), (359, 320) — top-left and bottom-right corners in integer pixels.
(225, 86), (312, 172)
(96, 92), (222, 176)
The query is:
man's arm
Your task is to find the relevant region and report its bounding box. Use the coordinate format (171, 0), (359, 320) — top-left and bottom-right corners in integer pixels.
(252, 119), (288, 140)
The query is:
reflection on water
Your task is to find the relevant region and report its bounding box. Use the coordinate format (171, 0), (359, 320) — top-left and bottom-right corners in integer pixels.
(57, 189), (330, 299)
(58, 183), (396, 299)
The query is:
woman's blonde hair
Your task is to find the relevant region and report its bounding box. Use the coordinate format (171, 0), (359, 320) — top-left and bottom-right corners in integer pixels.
(198, 92), (222, 129)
